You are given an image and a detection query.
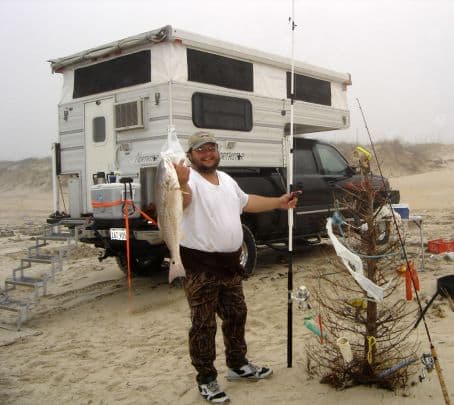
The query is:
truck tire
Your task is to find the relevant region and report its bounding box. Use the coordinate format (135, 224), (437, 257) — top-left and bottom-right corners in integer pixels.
(240, 225), (257, 277)
(115, 252), (164, 277)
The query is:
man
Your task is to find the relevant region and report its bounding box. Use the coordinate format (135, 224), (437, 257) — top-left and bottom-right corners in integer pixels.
(174, 131), (298, 403)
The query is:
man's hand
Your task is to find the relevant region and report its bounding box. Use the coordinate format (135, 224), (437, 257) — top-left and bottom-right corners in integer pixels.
(244, 191), (301, 213)
(173, 160), (192, 208)
(278, 191), (301, 210)
(174, 159), (190, 187)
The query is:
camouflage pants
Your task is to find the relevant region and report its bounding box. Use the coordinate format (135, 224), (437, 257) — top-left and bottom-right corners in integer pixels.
(181, 247), (248, 384)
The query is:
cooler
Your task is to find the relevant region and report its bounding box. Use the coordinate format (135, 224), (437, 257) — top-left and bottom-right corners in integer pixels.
(391, 203), (410, 219)
(91, 183), (141, 219)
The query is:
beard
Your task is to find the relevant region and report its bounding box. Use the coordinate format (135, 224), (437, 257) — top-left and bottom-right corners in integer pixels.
(191, 155), (220, 174)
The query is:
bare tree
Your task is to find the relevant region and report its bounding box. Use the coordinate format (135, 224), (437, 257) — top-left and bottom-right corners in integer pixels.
(305, 161), (419, 390)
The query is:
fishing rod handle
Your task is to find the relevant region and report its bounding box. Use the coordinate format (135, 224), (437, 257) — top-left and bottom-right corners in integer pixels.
(431, 345), (451, 405)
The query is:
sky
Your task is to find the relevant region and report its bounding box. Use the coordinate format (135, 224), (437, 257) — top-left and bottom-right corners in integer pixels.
(0, 0), (452, 160)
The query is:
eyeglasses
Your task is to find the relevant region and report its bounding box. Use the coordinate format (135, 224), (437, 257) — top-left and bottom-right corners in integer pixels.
(193, 145), (218, 153)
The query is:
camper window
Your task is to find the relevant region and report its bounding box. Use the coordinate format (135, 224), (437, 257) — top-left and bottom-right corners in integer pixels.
(187, 49), (253, 92)
(93, 117), (106, 143)
(192, 92), (252, 131)
(73, 50), (151, 98)
(286, 72), (331, 106)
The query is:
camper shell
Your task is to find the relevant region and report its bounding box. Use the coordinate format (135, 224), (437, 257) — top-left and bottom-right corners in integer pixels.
(49, 25), (362, 275)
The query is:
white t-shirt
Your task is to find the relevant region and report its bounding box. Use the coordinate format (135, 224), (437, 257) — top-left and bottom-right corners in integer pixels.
(180, 168), (249, 252)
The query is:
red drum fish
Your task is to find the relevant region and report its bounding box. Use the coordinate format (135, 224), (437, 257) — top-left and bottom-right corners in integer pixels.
(155, 154), (186, 283)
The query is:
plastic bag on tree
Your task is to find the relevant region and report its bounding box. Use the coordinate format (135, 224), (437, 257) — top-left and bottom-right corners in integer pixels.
(326, 217), (384, 302)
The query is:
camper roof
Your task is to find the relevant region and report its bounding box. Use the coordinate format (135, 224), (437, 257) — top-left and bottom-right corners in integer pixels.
(49, 25), (351, 85)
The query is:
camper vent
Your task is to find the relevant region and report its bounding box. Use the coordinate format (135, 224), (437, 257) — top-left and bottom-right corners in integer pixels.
(115, 100), (144, 131)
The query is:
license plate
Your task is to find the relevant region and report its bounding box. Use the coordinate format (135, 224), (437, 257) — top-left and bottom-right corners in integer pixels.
(110, 228), (127, 240)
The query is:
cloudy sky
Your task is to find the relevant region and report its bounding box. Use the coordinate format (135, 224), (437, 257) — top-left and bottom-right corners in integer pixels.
(0, 0), (452, 160)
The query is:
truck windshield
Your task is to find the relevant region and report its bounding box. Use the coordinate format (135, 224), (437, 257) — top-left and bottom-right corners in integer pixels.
(315, 143), (349, 175)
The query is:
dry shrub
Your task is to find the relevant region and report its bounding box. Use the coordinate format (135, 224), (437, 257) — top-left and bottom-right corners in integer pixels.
(304, 167), (420, 391)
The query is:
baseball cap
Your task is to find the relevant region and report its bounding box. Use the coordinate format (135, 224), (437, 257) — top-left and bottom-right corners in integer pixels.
(187, 131), (218, 151)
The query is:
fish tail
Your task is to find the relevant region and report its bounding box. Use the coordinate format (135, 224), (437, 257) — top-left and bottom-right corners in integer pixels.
(168, 260), (186, 283)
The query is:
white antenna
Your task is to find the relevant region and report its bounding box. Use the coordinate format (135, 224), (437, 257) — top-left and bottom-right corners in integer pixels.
(287, 0), (296, 369)
(168, 80), (173, 129)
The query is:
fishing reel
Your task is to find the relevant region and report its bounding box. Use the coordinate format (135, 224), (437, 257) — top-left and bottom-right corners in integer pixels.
(419, 352), (435, 382)
(291, 285), (312, 310)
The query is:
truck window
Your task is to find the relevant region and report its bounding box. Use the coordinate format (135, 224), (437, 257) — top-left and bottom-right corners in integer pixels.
(286, 72), (331, 106)
(315, 143), (348, 175)
(192, 92), (252, 131)
(187, 49), (253, 91)
(73, 50), (151, 98)
(294, 148), (318, 175)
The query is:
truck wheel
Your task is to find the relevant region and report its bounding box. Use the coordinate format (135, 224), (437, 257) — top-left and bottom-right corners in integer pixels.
(240, 225), (257, 277)
(115, 252), (164, 277)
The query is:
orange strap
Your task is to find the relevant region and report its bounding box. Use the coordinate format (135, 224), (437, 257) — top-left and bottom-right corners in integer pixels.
(405, 260), (420, 301)
(136, 208), (158, 226)
(92, 195), (159, 303)
(123, 202), (132, 292)
(91, 199), (123, 208)
(92, 198), (157, 226)
(409, 261), (420, 291)
(405, 265), (413, 300)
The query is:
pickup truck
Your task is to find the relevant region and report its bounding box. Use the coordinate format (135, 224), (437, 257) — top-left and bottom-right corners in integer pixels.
(80, 137), (399, 277)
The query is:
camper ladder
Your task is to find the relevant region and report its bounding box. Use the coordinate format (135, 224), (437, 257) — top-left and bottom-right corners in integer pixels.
(0, 220), (84, 330)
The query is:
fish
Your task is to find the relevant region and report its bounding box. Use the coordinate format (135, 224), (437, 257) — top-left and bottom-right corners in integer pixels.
(155, 153), (186, 283)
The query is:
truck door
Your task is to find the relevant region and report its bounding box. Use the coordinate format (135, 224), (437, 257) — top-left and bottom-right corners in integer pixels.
(313, 142), (352, 201)
(84, 98), (116, 210)
(293, 141), (333, 234)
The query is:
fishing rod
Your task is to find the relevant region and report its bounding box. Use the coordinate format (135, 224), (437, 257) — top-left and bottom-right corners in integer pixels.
(287, 0), (296, 369)
(356, 98), (451, 405)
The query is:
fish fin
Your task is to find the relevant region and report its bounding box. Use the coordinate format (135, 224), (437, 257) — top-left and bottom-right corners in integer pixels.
(169, 261), (186, 283)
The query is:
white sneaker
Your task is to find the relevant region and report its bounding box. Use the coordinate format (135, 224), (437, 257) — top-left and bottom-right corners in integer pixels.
(226, 362), (273, 381)
(198, 380), (230, 403)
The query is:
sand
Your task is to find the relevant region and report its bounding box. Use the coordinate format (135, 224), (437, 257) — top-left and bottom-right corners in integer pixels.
(1, 164), (454, 404)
